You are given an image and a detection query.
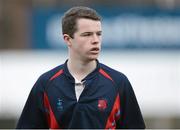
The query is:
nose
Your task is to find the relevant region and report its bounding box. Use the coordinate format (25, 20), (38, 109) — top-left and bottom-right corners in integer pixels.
(92, 34), (100, 45)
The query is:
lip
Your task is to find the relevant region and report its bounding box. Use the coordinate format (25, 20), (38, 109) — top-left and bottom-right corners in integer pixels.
(90, 51), (99, 54)
(90, 47), (100, 54)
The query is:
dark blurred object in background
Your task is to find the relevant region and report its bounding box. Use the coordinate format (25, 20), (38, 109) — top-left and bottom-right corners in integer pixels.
(0, 0), (32, 49)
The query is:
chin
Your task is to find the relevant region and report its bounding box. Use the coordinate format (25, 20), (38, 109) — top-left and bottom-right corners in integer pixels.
(83, 53), (99, 62)
(88, 56), (98, 61)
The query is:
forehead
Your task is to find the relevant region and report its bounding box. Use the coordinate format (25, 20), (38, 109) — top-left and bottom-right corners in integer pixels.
(76, 18), (101, 33)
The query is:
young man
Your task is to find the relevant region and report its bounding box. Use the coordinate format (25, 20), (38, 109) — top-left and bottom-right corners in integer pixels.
(16, 6), (145, 129)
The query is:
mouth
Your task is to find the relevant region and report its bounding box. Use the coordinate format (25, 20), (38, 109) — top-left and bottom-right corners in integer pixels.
(90, 47), (100, 54)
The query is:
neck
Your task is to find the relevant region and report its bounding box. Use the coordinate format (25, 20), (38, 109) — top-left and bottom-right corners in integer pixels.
(67, 58), (97, 81)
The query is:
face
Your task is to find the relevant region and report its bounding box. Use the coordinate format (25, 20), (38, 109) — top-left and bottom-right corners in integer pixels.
(64, 18), (102, 62)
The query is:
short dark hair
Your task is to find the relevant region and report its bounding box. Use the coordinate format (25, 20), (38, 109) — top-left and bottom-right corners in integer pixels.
(61, 6), (101, 38)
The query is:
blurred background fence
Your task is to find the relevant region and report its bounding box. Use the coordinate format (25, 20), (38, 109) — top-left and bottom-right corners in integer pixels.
(0, 0), (180, 128)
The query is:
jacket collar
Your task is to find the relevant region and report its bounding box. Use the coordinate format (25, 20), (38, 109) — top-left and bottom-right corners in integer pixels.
(63, 59), (100, 83)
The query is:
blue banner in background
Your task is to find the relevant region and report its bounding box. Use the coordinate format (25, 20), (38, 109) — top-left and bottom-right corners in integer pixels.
(32, 7), (180, 49)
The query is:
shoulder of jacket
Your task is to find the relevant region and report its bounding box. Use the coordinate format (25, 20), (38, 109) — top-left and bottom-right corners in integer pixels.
(37, 64), (64, 85)
(100, 63), (127, 78)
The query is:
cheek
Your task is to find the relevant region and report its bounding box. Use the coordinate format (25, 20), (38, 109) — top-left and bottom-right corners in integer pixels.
(72, 37), (92, 53)
(72, 41), (86, 53)
(75, 39), (88, 50)
(99, 37), (102, 44)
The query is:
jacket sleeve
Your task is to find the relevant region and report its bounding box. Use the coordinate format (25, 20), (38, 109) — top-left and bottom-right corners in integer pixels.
(16, 77), (48, 129)
(116, 75), (146, 129)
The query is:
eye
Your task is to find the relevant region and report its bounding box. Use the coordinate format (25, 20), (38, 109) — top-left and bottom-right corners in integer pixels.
(96, 31), (102, 36)
(97, 32), (102, 36)
(81, 32), (92, 37)
(84, 33), (92, 36)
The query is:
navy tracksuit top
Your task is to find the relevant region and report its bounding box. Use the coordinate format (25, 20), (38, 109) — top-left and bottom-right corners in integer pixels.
(16, 60), (145, 129)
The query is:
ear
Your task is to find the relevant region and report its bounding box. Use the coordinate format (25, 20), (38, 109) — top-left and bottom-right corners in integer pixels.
(63, 34), (72, 47)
